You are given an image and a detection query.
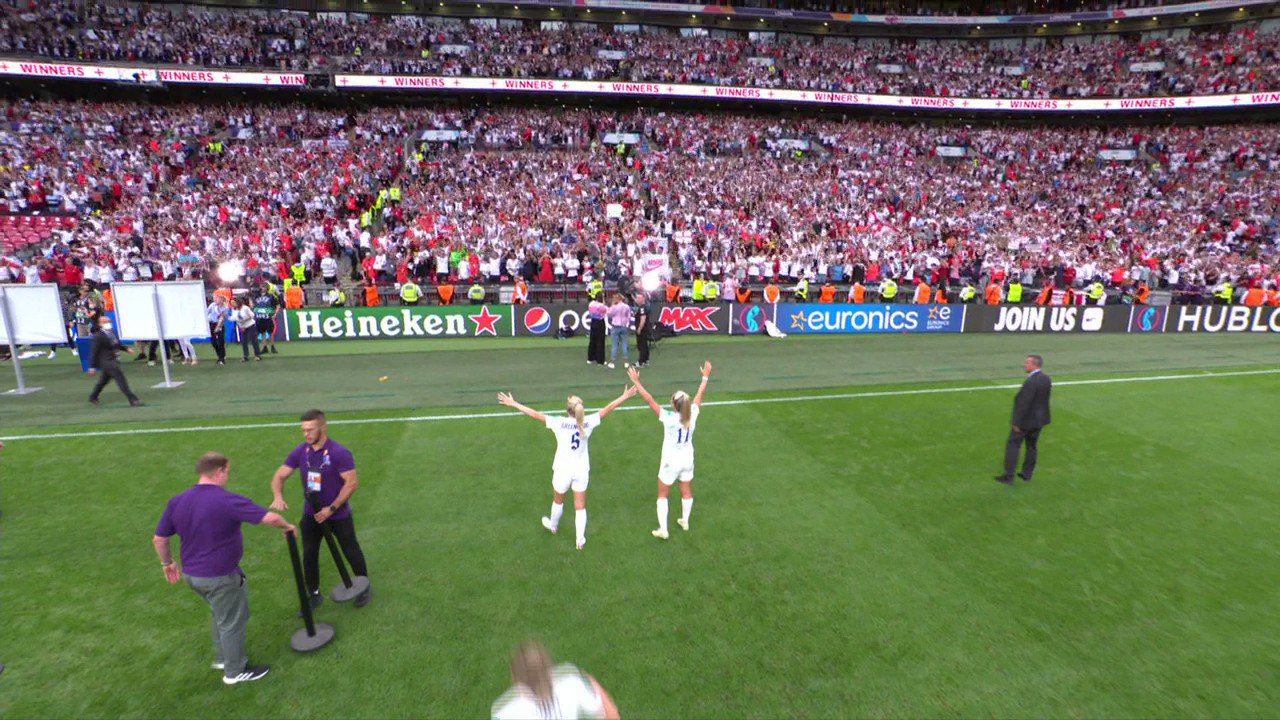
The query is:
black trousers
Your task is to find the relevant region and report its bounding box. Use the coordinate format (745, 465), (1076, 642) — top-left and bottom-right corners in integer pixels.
(1003, 427), (1042, 480)
(238, 327), (261, 359)
(89, 364), (139, 403)
(637, 326), (650, 364)
(588, 319), (606, 364)
(208, 322), (226, 362)
(301, 514), (369, 594)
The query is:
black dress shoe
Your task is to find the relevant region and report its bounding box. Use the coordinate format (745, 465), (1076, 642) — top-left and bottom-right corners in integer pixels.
(89, 398), (100, 405)
(993, 475), (1015, 485)
(130, 400), (145, 407)
(1018, 472), (1032, 482)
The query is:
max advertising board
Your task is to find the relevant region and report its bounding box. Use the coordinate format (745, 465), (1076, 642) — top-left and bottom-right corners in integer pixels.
(781, 304), (964, 334)
(285, 305), (512, 340)
(514, 303), (733, 336)
(966, 304), (1130, 333)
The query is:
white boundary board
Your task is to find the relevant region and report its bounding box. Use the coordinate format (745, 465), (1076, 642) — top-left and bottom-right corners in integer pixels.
(0, 284), (66, 344)
(112, 281), (209, 340)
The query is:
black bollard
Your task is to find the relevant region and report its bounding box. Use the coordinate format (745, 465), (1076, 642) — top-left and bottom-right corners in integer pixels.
(286, 530), (335, 652)
(305, 494), (369, 603)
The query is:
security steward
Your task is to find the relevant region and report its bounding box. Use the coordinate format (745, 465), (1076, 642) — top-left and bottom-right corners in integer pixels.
(879, 277), (898, 303)
(468, 281), (486, 305)
(399, 279), (422, 306)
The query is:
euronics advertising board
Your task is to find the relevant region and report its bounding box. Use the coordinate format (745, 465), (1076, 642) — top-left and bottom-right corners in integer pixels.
(780, 304), (964, 334)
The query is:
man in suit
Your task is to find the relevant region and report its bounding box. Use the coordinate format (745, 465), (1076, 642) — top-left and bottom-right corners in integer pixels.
(996, 354), (1051, 484)
(88, 315), (144, 406)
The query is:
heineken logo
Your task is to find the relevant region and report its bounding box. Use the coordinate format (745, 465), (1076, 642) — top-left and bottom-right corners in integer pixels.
(288, 306), (511, 340)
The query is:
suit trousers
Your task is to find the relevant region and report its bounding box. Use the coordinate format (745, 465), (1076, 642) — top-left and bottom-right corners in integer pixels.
(186, 571), (250, 678)
(89, 364), (139, 403)
(1003, 428), (1042, 479)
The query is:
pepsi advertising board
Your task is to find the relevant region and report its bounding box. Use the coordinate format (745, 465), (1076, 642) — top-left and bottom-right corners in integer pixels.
(780, 304), (964, 334)
(514, 304), (593, 336)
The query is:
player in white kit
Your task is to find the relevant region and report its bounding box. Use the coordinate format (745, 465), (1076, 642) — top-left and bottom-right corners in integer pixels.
(491, 641), (619, 720)
(628, 362), (712, 540)
(498, 386), (636, 549)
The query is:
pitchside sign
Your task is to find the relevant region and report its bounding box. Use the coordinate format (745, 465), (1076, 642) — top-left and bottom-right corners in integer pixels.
(514, 303), (735, 336)
(286, 305), (512, 340)
(781, 304), (964, 334)
(1132, 304), (1280, 333)
(966, 305), (1131, 333)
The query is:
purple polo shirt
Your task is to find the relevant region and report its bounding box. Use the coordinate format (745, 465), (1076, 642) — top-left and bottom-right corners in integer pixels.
(155, 484), (268, 578)
(284, 439), (356, 520)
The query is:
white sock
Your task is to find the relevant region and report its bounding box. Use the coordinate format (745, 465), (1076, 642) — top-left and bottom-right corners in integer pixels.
(575, 509), (587, 544)
(549, 502), (564, 529)
(656, 498), (668, 532)
(681, 498), (693, 523)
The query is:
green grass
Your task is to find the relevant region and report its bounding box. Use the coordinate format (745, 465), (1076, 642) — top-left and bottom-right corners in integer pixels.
(1, 333), (1279, 718)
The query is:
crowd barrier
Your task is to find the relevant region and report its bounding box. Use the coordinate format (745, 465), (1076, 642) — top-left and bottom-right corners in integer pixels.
(277, 302), (1280, 340)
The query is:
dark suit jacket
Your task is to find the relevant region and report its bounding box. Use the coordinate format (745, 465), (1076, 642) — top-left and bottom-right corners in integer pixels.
(1011, 370), (1052, 430)
(89, 328), (126, 370)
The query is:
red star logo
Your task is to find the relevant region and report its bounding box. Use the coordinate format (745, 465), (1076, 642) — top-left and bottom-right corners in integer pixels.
(1104, 100), (1112, 108)
(961, 100), (970, 107)
(222, 73), (231, 82)
(800, 92), (808, 99)
(339, 77), (349, 85)
(262, 75), (271, 84)
(561, 82), (569, 89)
(597, 83), (605, 90)
(701, 87), (708, 94)
(1231, 95), (1241, 104)
(1065, 101), (1073, 108)
(767, 90), (775, 98)
(470, 306), (502, 336)
(1184, 97), (1194, 106)
(897, 97), (904, 104)
(94, 68), (105, 77)
(378, 77), (386, 85)
(490, 80), (498, 87)
(0, 63), (8, 71)
(995, 100), (1003, 107)
(665, 86), (673, 93)
(453, 78), (461, 86)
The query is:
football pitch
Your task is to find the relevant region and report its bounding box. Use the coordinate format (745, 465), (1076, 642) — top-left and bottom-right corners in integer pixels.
(1, 332), (1278, 719)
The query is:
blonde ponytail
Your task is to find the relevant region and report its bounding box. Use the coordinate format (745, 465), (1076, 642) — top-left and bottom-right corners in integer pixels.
(567, 395), (585, 436)
(672, 391), (691, 428)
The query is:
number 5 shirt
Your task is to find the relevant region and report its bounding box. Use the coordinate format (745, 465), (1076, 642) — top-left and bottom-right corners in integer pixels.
(546, 414), (602, 474)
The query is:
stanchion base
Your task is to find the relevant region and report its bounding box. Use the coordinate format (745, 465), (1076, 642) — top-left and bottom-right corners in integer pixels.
(331, 575), (370, 603)
(151, 380), (185, 389)
(290, 622), (335, 652)
(3, 386), (43, 396)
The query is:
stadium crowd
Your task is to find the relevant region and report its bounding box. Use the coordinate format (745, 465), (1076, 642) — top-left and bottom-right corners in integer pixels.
(1, 1), (1278, 99)
(2, 99), (1278, 300)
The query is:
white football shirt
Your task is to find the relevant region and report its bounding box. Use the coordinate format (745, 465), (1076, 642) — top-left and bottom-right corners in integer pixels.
(546, 413), (601, 473)
(491, 664), (604, 720)
(659, 405), (700, 462)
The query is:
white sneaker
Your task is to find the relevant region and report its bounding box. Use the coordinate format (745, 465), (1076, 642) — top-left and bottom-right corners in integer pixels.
(651, 528), (669, 540)
(541, 517), (557, 534)
(148, 360), (156, 367)
(222, 665), (270, 685)
(47, 351), (56, 359)
(606, 362), (615, 369)
(677, 518), (689, 531)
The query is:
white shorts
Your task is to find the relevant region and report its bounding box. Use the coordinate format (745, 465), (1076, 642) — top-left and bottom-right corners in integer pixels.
(552, 470), (589, 494)
(657, 461), (694, 485)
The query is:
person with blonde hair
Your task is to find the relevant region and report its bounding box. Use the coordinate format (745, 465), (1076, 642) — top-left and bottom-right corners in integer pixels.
(498, 385), (636, 550)
(627, 362), (712, 540)
(491, 640), (620, 720)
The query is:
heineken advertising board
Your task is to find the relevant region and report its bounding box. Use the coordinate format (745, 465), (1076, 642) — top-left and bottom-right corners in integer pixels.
(285, 305), (513, 340)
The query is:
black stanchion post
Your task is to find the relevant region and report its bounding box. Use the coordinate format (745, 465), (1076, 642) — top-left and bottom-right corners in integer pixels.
(306, 494), (369, 603)
(286, 530), (335, 652)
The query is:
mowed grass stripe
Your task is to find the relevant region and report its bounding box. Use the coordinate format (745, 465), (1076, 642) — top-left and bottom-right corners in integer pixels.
(3, 367), (1278, 442)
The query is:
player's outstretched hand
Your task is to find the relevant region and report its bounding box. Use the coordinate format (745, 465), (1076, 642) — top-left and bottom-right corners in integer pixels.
(627, 366), (642, 384)
(623, 384), (638, 399)
(700, 361), (713, 378)
(497, 392), (517, 407)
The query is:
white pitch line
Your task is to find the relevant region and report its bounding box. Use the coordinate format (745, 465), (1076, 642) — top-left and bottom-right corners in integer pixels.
(2, 367), (1277, 442)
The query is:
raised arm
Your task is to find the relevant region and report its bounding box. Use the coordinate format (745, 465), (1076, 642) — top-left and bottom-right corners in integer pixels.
(692, 361), (712, 407)
(627, 367), (663, 416)
(597, 384), (638, 420)
(497, 392), (547, 423)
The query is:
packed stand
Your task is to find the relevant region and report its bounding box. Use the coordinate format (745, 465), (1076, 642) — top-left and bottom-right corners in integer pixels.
(3, 1), (1279, 99)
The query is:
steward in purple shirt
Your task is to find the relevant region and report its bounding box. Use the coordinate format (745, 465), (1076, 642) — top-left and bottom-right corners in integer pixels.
(270, 409), (372, 612)
(153, 452), (294, 685)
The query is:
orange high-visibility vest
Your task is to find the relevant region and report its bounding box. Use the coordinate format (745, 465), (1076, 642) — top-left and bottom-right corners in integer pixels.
(763, 284), (780, 303)
(819, 284), (836, 303)
(934, 288), (948, 304)
(735, 287), (752, 303)
(363, 285), (380, 307)
(985, 283), (1002, 305)
(1035, 287), (1052, 305)
(1243, 287), (1264, 307)
(513, 280), (529, 304)
(284, 285), (304, 309)
(850, 283), (865, 303)
(1268, 289), (1280, 306)
(437, 284), (454, 305)
(1136, 283), (1151, 304)
(103, 288), (115, 312)
(666, 284), (681, 303)
(914, 283), (931, 304)
(213, 287), (232, 306)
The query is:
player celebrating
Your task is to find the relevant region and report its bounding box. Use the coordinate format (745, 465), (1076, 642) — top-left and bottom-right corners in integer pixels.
(497, 385), (636, 550)
(628, 362), (711, 540)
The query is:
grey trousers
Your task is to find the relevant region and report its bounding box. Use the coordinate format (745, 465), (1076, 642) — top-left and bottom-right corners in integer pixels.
(186, 571), (249, 678)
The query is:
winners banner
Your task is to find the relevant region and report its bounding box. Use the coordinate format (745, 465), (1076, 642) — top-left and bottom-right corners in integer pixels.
(285, 305), (513, 340)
